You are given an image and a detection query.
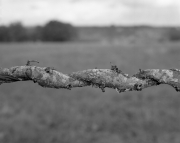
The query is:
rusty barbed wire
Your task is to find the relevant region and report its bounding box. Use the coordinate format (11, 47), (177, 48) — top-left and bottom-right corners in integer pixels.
(0, 61), (180, 93)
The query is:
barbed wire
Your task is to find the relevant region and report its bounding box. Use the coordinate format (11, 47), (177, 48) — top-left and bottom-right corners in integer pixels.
(0, 61), (180, 93)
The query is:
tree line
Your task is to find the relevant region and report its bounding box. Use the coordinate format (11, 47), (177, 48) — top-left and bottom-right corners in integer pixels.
(0, 20), (77, 42)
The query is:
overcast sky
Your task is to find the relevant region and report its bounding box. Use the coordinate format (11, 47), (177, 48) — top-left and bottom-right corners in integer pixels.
(1, 0), (180, 26)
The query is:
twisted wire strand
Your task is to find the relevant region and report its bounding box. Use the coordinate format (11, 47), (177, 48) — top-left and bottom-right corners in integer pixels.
(0, 62), (180, 93)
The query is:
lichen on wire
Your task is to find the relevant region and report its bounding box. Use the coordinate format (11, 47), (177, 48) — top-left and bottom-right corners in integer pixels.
(0, 61), (180, 93)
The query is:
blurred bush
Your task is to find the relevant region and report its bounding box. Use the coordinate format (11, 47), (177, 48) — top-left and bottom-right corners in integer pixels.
(0, 20), (77, 42)
(164, 28), (180, 42)
(0, 26), (10, 42)
(41, 20), (77, 42)
(8, 23), (28, 42)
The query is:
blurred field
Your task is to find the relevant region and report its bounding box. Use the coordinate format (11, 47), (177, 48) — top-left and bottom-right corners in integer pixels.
(0, 39), (180, 143)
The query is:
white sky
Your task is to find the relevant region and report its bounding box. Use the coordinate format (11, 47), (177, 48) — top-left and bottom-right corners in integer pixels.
(1, 0), (180, 26)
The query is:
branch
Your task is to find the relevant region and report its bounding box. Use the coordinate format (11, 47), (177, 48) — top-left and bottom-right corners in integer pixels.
(0, 62), (180, 93)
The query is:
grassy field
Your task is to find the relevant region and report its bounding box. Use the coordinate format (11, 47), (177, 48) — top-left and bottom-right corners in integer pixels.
(0, 40), (180, 143)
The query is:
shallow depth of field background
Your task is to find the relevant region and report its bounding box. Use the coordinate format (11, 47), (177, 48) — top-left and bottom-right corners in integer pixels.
(1, 27), (180, 143)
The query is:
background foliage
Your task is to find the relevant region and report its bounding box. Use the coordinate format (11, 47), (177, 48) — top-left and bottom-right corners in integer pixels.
(0, 20), (77, 42)
(0, 21), (180, 43)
